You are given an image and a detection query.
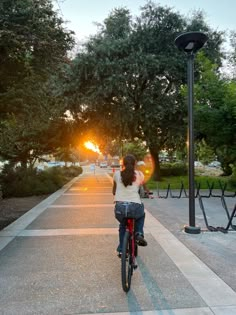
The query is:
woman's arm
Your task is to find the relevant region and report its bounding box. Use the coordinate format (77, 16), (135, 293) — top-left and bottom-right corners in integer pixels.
(142, 182), (150, 193)
(138, 170), (150, 194)
(112, 181), (117, 196)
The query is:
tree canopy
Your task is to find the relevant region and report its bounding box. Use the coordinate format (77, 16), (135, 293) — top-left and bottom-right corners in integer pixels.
(0, 0), (75, 166)
(1, 0), (234, 180)
(66, 2), (225, 179)
(195, 53), (236, 175)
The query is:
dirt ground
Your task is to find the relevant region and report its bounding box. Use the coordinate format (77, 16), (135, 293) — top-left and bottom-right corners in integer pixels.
(0, 195), (49, 231)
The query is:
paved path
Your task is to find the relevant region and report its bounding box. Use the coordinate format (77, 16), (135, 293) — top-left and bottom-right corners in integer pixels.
(0, 166), (235, 315)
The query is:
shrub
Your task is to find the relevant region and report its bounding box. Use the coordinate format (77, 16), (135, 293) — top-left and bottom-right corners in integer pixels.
(228, 177), (236, 190)
(160, 162), (187, 177)
(60, 165), (83, 178)
(0, 165), (83, 198)
(228, 165), (236, 190)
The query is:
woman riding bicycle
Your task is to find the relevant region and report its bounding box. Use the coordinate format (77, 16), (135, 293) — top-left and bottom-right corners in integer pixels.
(112, 154), (148, 257)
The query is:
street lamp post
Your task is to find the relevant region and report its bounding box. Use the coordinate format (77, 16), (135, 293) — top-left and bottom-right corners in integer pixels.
(175, 32), (208, 234)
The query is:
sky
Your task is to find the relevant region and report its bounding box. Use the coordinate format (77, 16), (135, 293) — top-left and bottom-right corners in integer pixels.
(54, 0), (236, 42)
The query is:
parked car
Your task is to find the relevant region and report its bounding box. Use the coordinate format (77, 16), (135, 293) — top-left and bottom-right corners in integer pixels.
(194, 161), (203, 167)
(0, 161), (8, 173)
(137, 161), (145, 166)
(47, 161), (64, 167)
(160, 157), (170, 162)
(100, 161), (108, 168)
(110, 161), (120, 168)
(208, 161), (221, 168)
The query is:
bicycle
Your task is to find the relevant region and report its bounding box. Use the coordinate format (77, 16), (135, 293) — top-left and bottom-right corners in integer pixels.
(121, 217), (138, 292)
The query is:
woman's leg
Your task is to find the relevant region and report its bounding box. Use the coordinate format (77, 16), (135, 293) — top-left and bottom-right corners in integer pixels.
(117, 219), (126, 252)
(135, 213), (147, 246)
(115, 204), (126, 252)
(135, 213), (145, 236)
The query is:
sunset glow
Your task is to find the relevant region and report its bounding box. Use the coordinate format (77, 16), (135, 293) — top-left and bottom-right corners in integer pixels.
(84, 141), (101, 154)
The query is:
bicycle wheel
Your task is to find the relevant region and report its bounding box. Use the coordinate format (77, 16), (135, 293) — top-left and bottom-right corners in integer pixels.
(121, 231), (133, 292)
(134, 243), (138, 257)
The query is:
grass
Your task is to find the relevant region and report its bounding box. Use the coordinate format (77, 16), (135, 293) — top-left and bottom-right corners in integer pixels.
(109, 169), (235, 192)
(147, 175), (234, 191)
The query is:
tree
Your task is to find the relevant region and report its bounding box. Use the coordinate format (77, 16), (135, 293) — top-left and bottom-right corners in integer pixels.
(195, 54), (236, 175)
(122, 140), (147, 161)
(226, 31), (236, 79)
(195, 139), (215, 165)
(67, 2), (224, 180)
(0, 0), (75, 166)
(0, 76), (70, 166)
(0, 0), (74, 95)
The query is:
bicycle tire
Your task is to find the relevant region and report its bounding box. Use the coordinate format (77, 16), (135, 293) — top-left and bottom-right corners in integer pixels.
(134, 243), (138, 257)
(121, 231), (133, 292)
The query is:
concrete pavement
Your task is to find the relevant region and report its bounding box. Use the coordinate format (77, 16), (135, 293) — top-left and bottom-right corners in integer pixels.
(0, 166), (235, 315)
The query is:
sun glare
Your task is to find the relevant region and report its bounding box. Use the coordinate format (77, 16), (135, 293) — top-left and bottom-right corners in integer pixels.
(84, 141), (101, 154)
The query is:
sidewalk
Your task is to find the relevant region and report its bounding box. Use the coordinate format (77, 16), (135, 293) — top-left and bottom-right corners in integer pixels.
(0, 166), (235, 315)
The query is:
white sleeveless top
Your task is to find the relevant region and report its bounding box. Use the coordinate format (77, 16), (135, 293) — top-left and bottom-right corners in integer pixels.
(113, 170), (144, 204)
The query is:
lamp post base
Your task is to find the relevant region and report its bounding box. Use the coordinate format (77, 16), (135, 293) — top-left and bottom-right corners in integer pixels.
(184, 225), (201, 234)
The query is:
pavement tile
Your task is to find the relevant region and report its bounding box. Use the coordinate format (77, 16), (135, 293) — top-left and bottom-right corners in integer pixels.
(0, 167), (235, 315)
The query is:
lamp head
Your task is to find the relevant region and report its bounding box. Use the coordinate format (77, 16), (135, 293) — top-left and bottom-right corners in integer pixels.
(175, 31), (208, 54)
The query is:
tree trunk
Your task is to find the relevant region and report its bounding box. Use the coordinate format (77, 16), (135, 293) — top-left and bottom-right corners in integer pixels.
(20, 160), (28, 169)
(222, 163), (232, 176)
(149, 145), (161, 181)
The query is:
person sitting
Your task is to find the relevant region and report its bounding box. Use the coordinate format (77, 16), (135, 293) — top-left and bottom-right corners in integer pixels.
(112, 154), (148, 257)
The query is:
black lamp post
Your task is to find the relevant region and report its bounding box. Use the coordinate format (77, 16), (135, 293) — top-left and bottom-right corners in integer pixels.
(175, 31), (208, 234)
